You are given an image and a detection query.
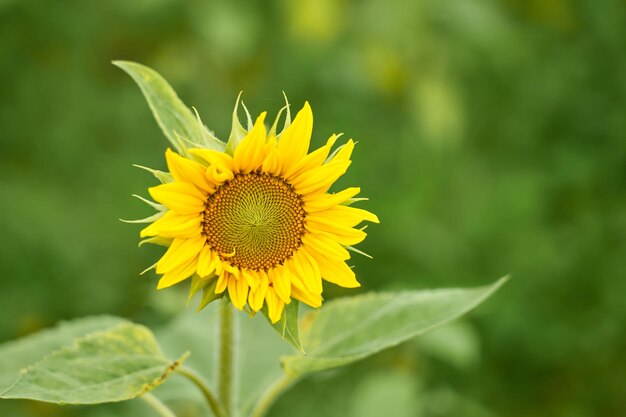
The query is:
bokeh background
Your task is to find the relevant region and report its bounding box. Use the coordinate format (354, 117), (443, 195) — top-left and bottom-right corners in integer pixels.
(1, 0), (625, 416)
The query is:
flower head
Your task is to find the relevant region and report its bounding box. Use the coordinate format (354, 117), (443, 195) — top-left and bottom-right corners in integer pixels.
(136, 98), (378, 322)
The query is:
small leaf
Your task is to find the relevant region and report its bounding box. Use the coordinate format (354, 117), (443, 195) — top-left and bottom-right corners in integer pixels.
(113, 61), (225, 154)
(281, 277), (508, 376)
(263, 301), (303, 353)
(0, 323), (187, 404)
(0, 316), (125, 390)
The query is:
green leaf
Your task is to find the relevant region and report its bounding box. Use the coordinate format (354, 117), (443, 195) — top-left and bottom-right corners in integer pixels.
(0, 322), (187, 404)
(282, 277), (508, 376)
(349, 369), (420, 417)
(0, 316), (125, 390)
(113, 61), (225, 154)
(263, 301), (304, 353)
(415, 320), (481, 370)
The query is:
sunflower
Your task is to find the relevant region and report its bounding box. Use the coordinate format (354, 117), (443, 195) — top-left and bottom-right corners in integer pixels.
(136, 100), (378, 323)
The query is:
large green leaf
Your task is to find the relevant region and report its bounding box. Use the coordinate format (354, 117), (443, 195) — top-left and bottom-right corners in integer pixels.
(0, 322), (187, 404)
(282, 277), (508, 376)
(113, 60), (225, 154)
(0, 316), (125, 390)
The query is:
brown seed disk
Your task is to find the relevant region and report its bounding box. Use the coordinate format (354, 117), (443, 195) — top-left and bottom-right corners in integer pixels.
(203, 172), (306, 270)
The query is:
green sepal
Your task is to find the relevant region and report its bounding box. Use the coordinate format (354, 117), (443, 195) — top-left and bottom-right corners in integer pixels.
(131, 194), (166, 211)
(188, 275), (224, 312)
(197, 280), (224, 312)
(191, 106), (222, 147)
(188, 274), (210, 302)
(225, 92), (250, 155)
(268, 93), (292, 138)
(138, 236), (172, 248)
(120, 211), (164, 224)
(133, 164), (173, 184)
(262, 301), (304, 353)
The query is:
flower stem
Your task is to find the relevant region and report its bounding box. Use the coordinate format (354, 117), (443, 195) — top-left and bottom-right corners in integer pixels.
(248, 374), (298, 417)
(219, 299), (236, 416)
(141, 393), (177, 417)
(177, 366), (228, 417)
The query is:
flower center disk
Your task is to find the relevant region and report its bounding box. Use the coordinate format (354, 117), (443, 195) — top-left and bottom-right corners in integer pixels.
(203, 172), (306, 270)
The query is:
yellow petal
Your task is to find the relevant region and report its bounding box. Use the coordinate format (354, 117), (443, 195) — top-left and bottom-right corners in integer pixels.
(284, 134), (337, 180)
(289, 249), (322, 295)
(213, 256), (224, 276)
(287, 269), (307, 295)
(215, 272), (229, 294)
(261, 136), (283, 175)
(157, 258), (198, 289)
(190, 148), (235, 173)
(303, 187), (361, 209)
(248, 271), (269, 312)
(221, 261), (239, 274)
(228, 273), (249, 310)
(156, 236), (205, 274)
(332, 139), (355, 161)
(233, 112), (268, 173)
(265, 287), (285, 324)
(241, 269), (261, 291)
(278, 102), (313, 174)
(291, 286), (322, 308)
(306, 216), (368, 246)
(140, 211), (202, 238)
(315, 256), (360, 288)
(291, 160), (351, 196)
(269, 267), (291, 304)
(308, 206), (379, 228)
(165, 148), (214, 192)
(302, 232), (350, 261)
(197, 245), (219, 277)
(329, 139), (355, 162)
(148, 182), (206, 214)
(206, 165), (233, 185)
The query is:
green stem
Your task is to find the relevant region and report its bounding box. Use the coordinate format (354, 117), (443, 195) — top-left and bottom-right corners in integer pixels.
(177, 366), (228, 417)
(248, 374), (298, 417)
(142, 393), (177, 417)
(218, 300), (236, 417)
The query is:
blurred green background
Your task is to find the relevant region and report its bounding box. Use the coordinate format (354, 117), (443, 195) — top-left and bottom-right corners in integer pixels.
(1, 0), (625, 416)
